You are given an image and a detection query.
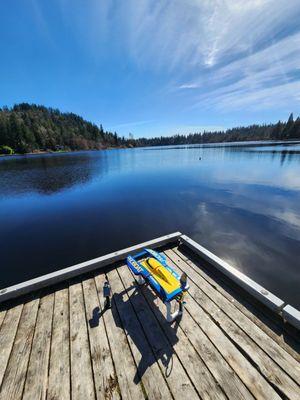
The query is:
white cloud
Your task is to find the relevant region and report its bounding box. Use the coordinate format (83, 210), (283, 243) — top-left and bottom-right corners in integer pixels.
(189, 30), (300, 111)
(58, 0), (300, 113)
(109, 120), (154, 129)
(178, 84), (199, 89)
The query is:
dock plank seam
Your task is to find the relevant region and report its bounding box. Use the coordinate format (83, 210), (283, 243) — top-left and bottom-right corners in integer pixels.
(47, 287), (71, 400)
(108, 268), (174, 400)
(0, 310), (7, 332)
(46, 290), (56, 400)
(69, 281), (96, 399)
(6, 297), (41, 400)
(68, 284), (72, 400)
(118, 266), (202, 400)
(168, 249), (300, 384)
(106, 268), (173, 399)
(81, 281), (98, 400)
(0, 304), (23, 388)
(92, 274), (122, 399)
(158, 258), (281, 399)
(182, 300), (279, 399)
(20, 297), (41, 400)
(23, 293), (55, 400)
(126, 265), (255, 400)
(94, 272), (145, 400)
(173, 246), (300, 362)
(166, 250), (300, 378)
(164, 252), (300, 399)
(125, 267), (231, 400)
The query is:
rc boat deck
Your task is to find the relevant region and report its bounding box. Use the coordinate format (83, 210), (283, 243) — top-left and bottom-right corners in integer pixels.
(0, 234), (299, 400)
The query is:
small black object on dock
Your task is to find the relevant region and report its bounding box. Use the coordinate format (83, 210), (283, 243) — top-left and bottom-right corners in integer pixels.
(103, 281), (111, 309)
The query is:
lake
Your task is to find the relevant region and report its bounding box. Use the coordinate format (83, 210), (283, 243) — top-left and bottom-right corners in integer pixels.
(1, 141), (300, 308)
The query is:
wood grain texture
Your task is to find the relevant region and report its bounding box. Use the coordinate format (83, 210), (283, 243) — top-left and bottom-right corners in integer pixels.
(117, 265), (199, 400)
(165, 249), (300, 399)
(173, 246), (300, 362)
(128, 264), (254, 400)
(0, 310), (7, 330)
(0, 298), (39, 400)
(124, 266), (232, 400)
(94, 272), (145, 400)
(162, 251), (289, 400)
(23, 293), (54, 400)
(0, 304), (23, 387)
(82, 277), (120, 400)
(69, 282), (95, 400)
(47, 287), (70, 400)
(107, 267), (172, 400)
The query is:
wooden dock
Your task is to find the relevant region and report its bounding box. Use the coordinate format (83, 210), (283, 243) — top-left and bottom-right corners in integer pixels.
(0, 235), (299, 399)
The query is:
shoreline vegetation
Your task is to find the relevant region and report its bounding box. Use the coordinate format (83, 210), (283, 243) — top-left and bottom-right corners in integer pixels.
(1, 103), (300, 156)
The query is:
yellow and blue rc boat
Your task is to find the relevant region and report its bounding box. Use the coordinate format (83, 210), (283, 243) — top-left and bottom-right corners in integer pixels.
(127, 248), (189, 321)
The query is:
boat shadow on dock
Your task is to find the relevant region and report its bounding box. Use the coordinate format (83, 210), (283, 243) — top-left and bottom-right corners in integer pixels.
(110, 283), (181, 383)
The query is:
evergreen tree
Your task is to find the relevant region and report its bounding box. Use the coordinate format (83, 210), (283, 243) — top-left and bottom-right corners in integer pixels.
(0, 103), (125, 153)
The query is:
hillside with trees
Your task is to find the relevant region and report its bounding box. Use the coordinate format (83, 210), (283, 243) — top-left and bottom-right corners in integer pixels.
(134, 113), (300, 147)
(1, 104), (300, 155)
(0, 103), (126, 154)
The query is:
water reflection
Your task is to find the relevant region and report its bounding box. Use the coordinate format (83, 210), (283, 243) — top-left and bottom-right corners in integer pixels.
(0, 142), (300, 308)
(0, 151), (111, 195)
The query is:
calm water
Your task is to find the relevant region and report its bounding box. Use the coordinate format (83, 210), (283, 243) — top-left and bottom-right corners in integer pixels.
(1, 142), (300, 308)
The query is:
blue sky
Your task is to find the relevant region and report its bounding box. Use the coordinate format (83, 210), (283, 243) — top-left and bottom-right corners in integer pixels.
(1, 1), (300, 138)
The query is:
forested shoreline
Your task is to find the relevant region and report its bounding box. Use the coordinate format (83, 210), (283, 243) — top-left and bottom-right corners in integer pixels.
(134, 113), (300, 147)
(0, 103), (127, 154)
(1, 103), (300, 155)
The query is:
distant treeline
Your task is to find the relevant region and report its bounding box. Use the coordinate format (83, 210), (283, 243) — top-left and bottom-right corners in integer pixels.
(1, 104), (300, 154)
(133, 113), (300, 147)
(0, 103), (127, 154)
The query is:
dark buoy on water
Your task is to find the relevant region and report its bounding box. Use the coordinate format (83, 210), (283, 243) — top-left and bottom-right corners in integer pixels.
(199, 157), (202, 160)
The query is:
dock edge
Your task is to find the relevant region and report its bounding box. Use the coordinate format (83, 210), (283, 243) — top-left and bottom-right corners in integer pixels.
(0, 232), (181, 303)
(1, 232), (299, 331)
(180, 235), (285, 313)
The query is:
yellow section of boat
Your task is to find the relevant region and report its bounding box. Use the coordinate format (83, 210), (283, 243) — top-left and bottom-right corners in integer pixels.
(141, 257), (181, 294)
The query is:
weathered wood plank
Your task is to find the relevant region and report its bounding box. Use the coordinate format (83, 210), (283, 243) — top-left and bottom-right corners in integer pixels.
(163, 251), (294, 399)
(184, 298), (280, 399)
(174, 304), (255, 400)
(0, 304), (23, 386)
(0, 310), (6, 329)
(124, 265), (249, 400)
(106, 267), (172, 400)
(69, 282), (95, 400)
(47, 287), (70, 400)
(0, 298), (40, 400)
(116, 265), (200, 400)
(82, 277), (120, 400)
(170, 248), (300, 377)
(173, 246), (300, 362)
(94, 272), (145, 400)
(165, 250), (300, 398)
(23, 293), (54, 400)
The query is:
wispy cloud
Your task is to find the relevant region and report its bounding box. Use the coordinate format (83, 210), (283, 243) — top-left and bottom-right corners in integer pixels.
(188, 29), (300, 111)
(56, 0), (300, 126)
(178, 83), (199, 89)
(165, 125), (225, 135)
(109, 120), (154, 130)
